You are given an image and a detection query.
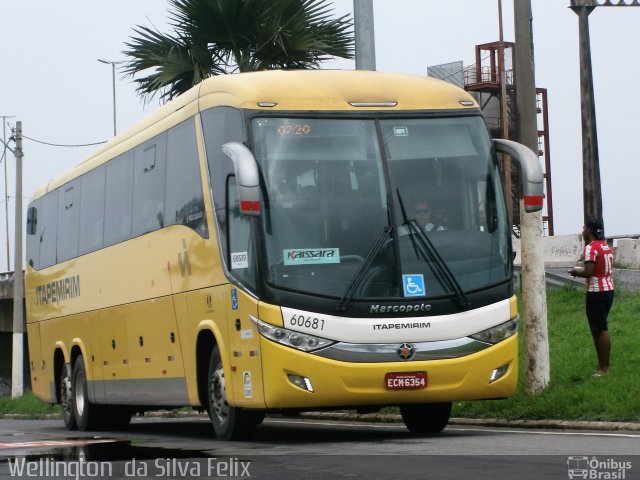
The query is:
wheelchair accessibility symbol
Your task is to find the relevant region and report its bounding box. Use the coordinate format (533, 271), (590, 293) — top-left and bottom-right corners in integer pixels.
(402, 274), (425, 297)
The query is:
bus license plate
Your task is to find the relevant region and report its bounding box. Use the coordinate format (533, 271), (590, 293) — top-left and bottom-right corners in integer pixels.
(385, 372), (427, 390)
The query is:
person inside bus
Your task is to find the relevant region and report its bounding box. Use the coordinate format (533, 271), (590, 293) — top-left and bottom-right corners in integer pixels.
(398, 199), (446, 236)
(413, 199), (445, 232)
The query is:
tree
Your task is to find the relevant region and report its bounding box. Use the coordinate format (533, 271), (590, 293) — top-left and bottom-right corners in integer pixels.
(123, 0), (354, 103)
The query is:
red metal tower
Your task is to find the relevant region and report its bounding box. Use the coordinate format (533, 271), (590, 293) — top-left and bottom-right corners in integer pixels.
(464, 41), (554, 235)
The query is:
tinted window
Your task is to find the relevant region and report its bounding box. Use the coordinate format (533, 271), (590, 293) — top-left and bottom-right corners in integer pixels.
(165, 119), (207, 236)
(26, 199), (41, 269)
(39, 190), (59, 268)
(79, 167), (106, 255)
(28, 116), (207, 269)
(132, 135), (167, 236)
(201, 107), (246, 268)
(227, 177), (255, 289)
(104, 151), (134, 246)
(57, 181), (80, 262)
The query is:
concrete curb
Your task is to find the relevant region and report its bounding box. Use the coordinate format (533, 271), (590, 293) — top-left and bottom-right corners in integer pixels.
(3, 411), (638, 432)
(297, 412), (640, 432)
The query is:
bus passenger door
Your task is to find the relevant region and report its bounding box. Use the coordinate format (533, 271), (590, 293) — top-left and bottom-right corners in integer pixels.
(226, 287), (265, 408)
(224, 177), (265, 408)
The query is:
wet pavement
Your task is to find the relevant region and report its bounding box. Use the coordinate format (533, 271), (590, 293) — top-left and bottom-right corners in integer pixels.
(1, 416), (639, 479)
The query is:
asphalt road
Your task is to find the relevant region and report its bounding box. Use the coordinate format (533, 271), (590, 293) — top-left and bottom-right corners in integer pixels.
(1, 416), (639, 479)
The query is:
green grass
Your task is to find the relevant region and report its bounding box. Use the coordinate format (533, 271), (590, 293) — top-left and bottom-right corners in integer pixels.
(453, 287), (640, 422)
(0, 391), (60, 416)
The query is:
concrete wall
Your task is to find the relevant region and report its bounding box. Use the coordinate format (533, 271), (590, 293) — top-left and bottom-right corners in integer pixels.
(616, 239), (640, 270)
(514, 233), (584, 268)
(513, 234), (640, 292)
(613, 269), (640, 292)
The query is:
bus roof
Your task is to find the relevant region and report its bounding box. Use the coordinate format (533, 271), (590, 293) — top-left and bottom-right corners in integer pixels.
(197, 69), (477, 111)
(31, 70), (477, 200)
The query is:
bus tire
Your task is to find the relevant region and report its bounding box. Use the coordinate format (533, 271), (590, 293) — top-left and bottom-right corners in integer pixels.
(207, 345), (262, 440)
(71, 355), (103, 431)
(400, 402), (452, 434)
(59, 363), (77, 431)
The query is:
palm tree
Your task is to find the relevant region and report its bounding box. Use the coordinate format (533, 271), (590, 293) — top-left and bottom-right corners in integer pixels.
(123, 0), (354, 103)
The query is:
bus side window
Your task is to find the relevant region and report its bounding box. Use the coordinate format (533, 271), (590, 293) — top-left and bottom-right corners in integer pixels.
(165, 118), (207, 236)
(39, 190), (59, 269)
(26, 206), (37, 235)
(104, 151), (134, 247)
(79, 166), (106, 255)
(226, 176), (256, 289)
(132, 136), (167, 236)
(57, 181), (81, 262)
(26, 201), (40, 269)
(201, 106), (246, 267)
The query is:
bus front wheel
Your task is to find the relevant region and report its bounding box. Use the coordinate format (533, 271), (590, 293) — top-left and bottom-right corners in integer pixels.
(400, 402), (452, 434)
(207, 345), (263, 440)
(71, 355), (102, 431)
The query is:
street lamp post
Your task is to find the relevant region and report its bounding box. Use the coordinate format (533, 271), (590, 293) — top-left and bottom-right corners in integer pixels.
(97, 59), (123, 136)
(569, 0), (639, 228)
(353, 0), (376, 70)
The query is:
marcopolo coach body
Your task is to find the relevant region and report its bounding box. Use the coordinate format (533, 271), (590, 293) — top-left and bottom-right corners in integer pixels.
(24, 70), (543, 440)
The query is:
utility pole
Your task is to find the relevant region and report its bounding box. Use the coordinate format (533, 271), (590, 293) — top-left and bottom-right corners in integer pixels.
(571, 2), (601, 224)
(11, 121), (24, 398)
(353, 0), (376, 70)
(569, 0), (639, 226)
(1, 115), (14, 271)
(497, 0), (512, 225)
(513, 0), (550, 394)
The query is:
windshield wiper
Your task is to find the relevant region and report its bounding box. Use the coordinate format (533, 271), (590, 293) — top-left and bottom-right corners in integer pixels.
(336, 226), (392, 312)
(396, 190), (470, 309)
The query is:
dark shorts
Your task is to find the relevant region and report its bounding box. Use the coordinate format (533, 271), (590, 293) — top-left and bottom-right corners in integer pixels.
(586, 290), (614, 333)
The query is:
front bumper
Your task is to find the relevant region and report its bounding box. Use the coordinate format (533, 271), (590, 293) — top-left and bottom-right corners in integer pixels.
(260, 334), (518, 409)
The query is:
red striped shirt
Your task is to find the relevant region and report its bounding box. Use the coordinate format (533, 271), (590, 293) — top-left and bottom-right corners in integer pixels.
(584, 240), (615, 292)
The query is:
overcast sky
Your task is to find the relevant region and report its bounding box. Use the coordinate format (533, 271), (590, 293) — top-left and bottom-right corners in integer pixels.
(1, 0), (639, 272)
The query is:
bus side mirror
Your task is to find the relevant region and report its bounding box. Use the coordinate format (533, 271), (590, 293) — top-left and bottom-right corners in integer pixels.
(27, 206), (37, 235)
(493, 139), (544, 213)
(222, 142), (261, 216)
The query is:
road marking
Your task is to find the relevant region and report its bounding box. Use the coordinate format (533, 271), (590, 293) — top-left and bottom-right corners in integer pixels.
(0, 439), (121, 451)
(265, 418), (640, 439)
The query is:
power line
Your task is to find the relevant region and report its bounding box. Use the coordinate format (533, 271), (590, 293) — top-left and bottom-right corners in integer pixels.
(22, 135), (107, 148)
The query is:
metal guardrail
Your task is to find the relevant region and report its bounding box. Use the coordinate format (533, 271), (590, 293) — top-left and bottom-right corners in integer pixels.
(514, 266), (586, 291)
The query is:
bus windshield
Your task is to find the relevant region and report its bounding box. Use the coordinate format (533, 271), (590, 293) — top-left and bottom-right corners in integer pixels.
(250, 115), (510, 301)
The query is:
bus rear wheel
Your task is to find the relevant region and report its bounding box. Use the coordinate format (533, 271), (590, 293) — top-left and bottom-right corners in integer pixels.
(59, 363), (77, 431)
(400, 402), (452, 434)
(207, 345), (263, 441)
(71, 355), (103, 431)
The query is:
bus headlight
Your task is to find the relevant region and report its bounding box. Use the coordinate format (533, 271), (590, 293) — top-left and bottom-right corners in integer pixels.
(470, 317), (519, 344)
(255, 318), (334, 352)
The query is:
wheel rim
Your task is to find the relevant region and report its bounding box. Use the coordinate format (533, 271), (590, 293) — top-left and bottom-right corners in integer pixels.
(60, 367), (73, 423)
(210, 362), (229, 424)
(74, 370), (86, 418)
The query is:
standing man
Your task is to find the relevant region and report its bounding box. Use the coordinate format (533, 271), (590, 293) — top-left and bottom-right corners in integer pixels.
(569, 219), (614, 376)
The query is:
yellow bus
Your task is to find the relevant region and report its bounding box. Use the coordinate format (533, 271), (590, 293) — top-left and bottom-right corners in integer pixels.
(25, 70), (543, 440)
